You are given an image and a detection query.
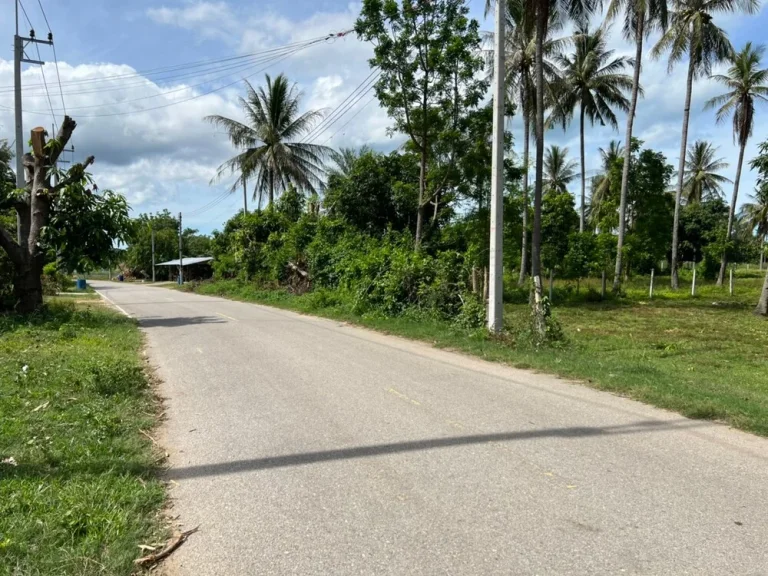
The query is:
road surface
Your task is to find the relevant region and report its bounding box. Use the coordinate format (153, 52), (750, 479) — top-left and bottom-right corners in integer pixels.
(91, 281), (768, 575)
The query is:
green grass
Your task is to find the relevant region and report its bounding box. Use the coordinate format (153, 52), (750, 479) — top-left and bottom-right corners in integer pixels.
(0, 302), (167, 575)
(179, 276), (768, 437)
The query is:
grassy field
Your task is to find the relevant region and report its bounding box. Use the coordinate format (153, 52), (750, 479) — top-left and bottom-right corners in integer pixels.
(0, 300), (167, 575)
(180, 271), (768, 437)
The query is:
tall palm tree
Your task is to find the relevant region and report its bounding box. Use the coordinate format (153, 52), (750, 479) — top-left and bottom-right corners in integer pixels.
(607, 0), (668, 291)
(206, 73), (332, 207)
(551, 24), (633, 232)
(487, 0), (565, 285)
(653, 0), (757, 289)
(681, 140), (731, 203)
(543, 145), (578, 193)
(587, 140), (622, 229)
(705, 42), (768, 285)
(526, 0), (599, 337)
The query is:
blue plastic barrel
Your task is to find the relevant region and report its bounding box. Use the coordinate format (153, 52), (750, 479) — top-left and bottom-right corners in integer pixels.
(76, 279), (87, 290)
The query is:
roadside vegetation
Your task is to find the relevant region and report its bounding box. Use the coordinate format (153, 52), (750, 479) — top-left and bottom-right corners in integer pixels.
(0, 301), (166, 575)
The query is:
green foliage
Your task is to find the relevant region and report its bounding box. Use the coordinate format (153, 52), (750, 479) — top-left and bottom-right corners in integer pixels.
(541, 189), (579, 271)
(0, 302), (166, 574)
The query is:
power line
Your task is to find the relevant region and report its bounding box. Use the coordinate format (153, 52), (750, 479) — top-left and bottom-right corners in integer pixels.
(307, 79), (379, 145)
(0, 35), (337, 94)
(321, 93), (377, 146)
(22, 44), (312, 111)
(18, 0), (57, 130)
(301, 70), (380, 144)
(35, 0), (66, 117)
(35, 0), (51, 31)
(9, 37), (328, 118)
(185, 190), (233, 217)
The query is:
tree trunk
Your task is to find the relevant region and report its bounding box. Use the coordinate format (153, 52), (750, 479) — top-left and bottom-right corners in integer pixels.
(671, 54), (695, 290)
(579, 103), (586, 233)
(415, 146), (427, 249)
(268, 171), (275, 207)
(518, 82), (530, 287)
(613, 15), (644, 292)
(756, 265), (768, 316)
(717, 140), (746, 286)
(242, 179), (248, 215)
(13, 260), (43, 313)
(531, 0), (548, 339)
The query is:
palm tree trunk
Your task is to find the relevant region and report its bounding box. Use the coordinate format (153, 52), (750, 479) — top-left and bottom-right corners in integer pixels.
(531, 0), (548, 339)
(269, 170), (275, 207)
(670, 54), (695, 290)
(613, 15), (644, 292)
(243, 178), (249, 215)
(518, 86), (530, 287)
(756, 264), (768, 316)
(579, 103), (586, 233)
(717, 140), (746, 286)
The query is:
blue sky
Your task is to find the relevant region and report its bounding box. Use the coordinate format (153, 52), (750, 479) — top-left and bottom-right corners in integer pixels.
(0, 0), (766, 234)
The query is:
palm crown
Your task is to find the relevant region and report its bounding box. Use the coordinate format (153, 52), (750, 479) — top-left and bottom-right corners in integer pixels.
(682, 140), (731, 203)
(206, 73), (333, 206)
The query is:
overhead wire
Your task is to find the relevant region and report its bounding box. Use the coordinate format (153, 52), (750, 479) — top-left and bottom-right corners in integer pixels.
(301, 70), (380, 144)
(36, 0), (67, 116)
(18, 0), (57, 129)
(10, 36), (334, 118)
(321, 93), (377, 146)
(0, 36), (334, 95)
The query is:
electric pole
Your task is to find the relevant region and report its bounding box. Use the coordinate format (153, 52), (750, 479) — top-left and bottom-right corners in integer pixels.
(178, 212), (183, 285)
(487, 0), (505, 333)
(14, 0), (53, 240)
(151, 227), (156, 283)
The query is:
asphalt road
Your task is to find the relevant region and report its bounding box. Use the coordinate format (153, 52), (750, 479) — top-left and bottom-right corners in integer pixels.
(91, 281), (768, 576)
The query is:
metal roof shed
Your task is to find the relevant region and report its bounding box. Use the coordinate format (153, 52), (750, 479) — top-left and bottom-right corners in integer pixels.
(155, 257), (213, 266)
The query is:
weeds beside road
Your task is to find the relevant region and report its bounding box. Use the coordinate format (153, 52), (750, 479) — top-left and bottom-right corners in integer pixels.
(179, 274), (768, 437)
(0, 301), (166, 575)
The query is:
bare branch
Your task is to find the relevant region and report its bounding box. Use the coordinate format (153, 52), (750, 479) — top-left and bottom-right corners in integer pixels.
(50, 156), (95, 194)
(0, 225), (22, 265)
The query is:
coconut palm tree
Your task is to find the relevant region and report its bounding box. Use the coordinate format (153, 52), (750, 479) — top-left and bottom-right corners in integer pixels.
(543, 145), (578, 193)
(587, 140), (622, 229)
(705, 42), (768, 285)
(653, 0), (757, 289)
(681, 140), (731, 204)
(486, 0), (565, 285)
(206, 73), (332, 207)
(551, 24), (633, 233)
(607, 0), (668, 291)
(523, 0), (600, 337)
(328, 146), (372, 179)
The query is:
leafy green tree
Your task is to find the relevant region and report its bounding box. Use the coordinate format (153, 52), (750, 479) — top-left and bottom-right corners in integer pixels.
(607, 0), (668, 290)
(324, 151), (419, 235)
(653, 0), (757, 288)
(541, 188), (579, 274)
(682, 140), (731, 203)
(706, 42), (768, 285)
(206, 74), (332, 207)
(543, 145), (577, 194)
(355, 0), (487, 248)
(0, 117), (129, 311)
(551, 24), (633, 232)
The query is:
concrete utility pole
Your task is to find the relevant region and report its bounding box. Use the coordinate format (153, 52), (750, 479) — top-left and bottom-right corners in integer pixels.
(178, 212), (183, 285)
(14, 1), (52, 241)
(151, 227), (156, 283)
(487, 0), (505, 333)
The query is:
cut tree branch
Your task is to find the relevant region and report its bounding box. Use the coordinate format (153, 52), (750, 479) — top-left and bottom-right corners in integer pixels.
(50, 156), (95, 194)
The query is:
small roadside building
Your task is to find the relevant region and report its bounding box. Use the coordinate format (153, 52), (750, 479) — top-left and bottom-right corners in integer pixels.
(155, 257), (213, 282)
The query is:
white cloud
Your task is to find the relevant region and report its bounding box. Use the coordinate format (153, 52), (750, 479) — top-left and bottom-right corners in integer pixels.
(147, 2), (236, 40)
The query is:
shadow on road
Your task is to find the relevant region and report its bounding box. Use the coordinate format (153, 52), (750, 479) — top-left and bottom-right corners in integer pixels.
(138, 316), (227, 328)
(169, 419), (713, 480)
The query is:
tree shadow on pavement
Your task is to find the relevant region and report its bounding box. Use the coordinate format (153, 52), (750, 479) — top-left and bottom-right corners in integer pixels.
(168, 418), (718, 481)
(138, 316), (227, 328)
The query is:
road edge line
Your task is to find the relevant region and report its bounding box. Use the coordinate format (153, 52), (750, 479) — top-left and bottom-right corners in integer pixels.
(92, 286), (132, 318)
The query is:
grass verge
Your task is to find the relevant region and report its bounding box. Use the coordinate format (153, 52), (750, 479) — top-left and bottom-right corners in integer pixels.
(179, 278), (768, 437)
(0, 301), (167, 575)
